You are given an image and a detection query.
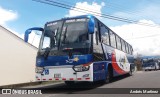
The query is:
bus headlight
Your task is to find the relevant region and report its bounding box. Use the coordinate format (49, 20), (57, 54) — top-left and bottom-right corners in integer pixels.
(35, 67), (44, 73)
(73, 62), (91, 72)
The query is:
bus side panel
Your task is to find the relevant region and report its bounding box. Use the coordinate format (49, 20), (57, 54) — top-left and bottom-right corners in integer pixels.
(102, 44), (130, 77)
(93, 62), (108, 81)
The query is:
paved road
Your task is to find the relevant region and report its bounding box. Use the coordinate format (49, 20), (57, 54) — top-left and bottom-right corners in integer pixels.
(2, 70), (160, 97)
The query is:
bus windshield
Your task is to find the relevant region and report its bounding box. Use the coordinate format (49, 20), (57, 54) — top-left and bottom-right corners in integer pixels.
(62, 20), (88, 44)
(40, 18), (91, 55)
(41, 21), (63, 50)
(60, 19), (89, 49)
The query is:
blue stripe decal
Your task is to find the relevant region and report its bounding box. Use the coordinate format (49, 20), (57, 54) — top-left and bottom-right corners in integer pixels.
(36, 54), (93, 67)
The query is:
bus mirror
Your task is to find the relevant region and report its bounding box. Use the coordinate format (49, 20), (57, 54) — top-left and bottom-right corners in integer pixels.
(24, 27), (44, 42)
(88, 16), (94, 34)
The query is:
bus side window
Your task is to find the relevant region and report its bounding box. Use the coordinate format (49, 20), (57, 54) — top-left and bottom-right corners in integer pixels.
(130, 46), (133, 55)
(128, 45), (131, 54)
(109, 30), (116, 48)
(116, 36), (121, 50)
(94, 19), (99, 45)
(124, 42), (127, 53)
(126, 43), (129, 54)
(100, 24), (110, 45)
(96, 31), (99, 45)
(121, 40), (126, 52)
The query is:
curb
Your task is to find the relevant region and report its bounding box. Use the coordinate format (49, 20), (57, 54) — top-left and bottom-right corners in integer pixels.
(0, 81), (62, 88)
(0, 82), (42, 88)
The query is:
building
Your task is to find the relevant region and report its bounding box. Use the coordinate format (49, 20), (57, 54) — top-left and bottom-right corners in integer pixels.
(0, 25), (38, 86)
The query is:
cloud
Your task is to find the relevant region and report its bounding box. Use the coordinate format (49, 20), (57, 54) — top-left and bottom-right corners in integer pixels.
(21, 1), (106, 48)
(0, 6), (18, 25)
(112, 4), (160, 24)
(66, 2), (105, 18)
(110, 20), (160, 56)
(0, 6), (39, 48)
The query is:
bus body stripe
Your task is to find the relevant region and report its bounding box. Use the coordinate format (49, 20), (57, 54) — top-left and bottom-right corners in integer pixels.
(112, 51), (126, 74)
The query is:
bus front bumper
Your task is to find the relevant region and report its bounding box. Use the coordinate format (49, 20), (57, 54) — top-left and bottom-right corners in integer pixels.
(35, 64), (93, 82)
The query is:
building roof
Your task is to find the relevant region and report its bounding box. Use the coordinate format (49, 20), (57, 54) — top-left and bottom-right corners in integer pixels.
(0, 25), (38, 50)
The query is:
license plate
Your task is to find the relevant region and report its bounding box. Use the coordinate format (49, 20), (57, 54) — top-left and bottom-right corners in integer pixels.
(54, 74), (61, 78)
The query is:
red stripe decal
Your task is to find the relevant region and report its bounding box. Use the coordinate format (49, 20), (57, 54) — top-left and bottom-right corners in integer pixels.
(112, 51), (126, 74)
(62, 78), (66, 80)
(77, 78), (82, 80)
(85, 78), (90, 80)
(70, 78), (74, 80)
(55, 78), (59, 80)
(49, 78), (52, 80)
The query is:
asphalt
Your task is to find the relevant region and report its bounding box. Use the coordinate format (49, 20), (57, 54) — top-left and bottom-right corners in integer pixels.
(1, 70), (160, 97)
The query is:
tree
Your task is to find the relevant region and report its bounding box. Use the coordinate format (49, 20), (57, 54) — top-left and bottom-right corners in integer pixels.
(134, 53), (142, 71)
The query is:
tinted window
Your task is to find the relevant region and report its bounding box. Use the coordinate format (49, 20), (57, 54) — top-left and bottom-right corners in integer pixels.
(121, 40), (126, 52)
(100, 24), (110, 45)
(116, 36), (121, 50)
(42, 21), (63, 50)
(125, 43), (129, 54)
(131, 46), (133, 55)
(110, 30), (116, 48)
(62, 20), (88, 44)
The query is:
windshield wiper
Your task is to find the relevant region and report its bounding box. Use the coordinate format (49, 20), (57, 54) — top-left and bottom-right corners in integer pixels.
(62, 48), (73, 58)
(43, 47), (51, 60)
(62, 26), (68, 44)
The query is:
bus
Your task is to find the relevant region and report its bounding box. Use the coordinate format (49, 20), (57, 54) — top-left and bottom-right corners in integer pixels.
(142, 58), (159, 71)
(24, 15), (134, 85)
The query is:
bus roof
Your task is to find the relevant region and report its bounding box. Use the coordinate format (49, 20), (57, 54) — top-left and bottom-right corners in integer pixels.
(46, 15), (95, 24)
(45, 15), (133, 49)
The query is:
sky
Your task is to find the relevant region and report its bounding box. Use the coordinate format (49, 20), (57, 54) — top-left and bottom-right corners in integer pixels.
(1, 0), (160, 56)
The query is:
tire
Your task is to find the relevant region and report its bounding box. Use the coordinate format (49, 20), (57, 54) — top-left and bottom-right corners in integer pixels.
(65, 81), (75, 86)
(129, 66), (132, 76)
(103, 68), (113, 84)
(155, 66), (157, 71)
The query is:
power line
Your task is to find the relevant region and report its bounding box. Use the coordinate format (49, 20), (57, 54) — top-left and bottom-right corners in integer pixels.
(32, 0), (160, 28)
(56, 0), (160, 25)
(54, 0), (148, 20)
(126, 34), (160, 40)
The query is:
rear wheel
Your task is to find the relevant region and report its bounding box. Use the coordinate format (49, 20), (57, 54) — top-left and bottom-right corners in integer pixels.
(129, 66), (132, 76)
(103, 67), (113, 84)
(155, 66), (157, 71)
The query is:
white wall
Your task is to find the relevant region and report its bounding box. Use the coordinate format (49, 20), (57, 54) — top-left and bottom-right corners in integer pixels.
(0, 26), (38, 86)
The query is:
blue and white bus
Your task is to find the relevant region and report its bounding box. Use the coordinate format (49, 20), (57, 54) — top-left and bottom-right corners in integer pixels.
(142, 58), (159, 71)
(24, 15), (134, 85)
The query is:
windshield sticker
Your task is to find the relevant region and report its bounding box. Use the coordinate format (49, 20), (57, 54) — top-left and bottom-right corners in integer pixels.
(47, 22), (57, 27)
(66, 19), (76, 23)
(66, 57), (79, 63)
(77, 19), (86, 22)
(66, 19), (86, 23)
